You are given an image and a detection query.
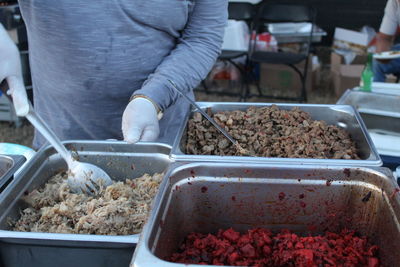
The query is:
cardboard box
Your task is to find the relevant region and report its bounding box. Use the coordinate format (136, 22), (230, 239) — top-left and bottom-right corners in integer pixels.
(259, 56), (319, 98)
(333, 27), (370, 55)
(330, 52), (366, 97)
(330, 27), (377, 97)
(331, 65), (364, 97)
(330, 52), (367, 72)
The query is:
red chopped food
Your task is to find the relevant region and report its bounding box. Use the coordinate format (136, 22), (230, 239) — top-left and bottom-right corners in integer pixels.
(169, 228), (380, 267)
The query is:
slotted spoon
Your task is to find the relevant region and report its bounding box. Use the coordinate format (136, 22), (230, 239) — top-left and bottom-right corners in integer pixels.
(1, 81), (112, 194)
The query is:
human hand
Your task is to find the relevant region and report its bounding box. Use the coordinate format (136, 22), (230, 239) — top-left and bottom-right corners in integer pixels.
(0, 24), (29, 116)
(122, 97), (160, 143)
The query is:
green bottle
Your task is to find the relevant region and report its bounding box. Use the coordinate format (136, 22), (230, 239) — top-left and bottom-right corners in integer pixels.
(360, 53), (373, 92)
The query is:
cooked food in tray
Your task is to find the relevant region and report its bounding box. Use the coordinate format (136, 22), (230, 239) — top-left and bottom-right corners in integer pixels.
(373, 51), (400, 60)
(186, 105), (359, 159)
(169, 227), (380, 267)
(10, 172), (163, 235)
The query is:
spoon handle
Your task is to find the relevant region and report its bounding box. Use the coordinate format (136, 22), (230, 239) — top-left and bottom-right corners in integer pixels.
(26, 106), (74, 167)
(167, 79), (238, 146)
(1, 80), (74, 166)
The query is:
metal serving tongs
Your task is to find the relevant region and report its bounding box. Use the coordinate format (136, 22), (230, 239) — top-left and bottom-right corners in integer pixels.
(168, 79), (254, 157)
(0, 80), (112, 194)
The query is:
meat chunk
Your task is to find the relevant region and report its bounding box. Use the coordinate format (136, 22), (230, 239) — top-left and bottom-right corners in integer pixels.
(185, 105), (359, 159)
(169, 228), (380, 267)
(11, 172), (163, 235)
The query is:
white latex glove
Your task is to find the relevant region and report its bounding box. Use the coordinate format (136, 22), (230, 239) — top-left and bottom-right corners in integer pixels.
(122, 97), (160, 143)
(0, 24), (29, 117)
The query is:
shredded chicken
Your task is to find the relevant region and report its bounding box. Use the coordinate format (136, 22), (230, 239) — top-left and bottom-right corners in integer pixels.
(11, 172), (163, 235)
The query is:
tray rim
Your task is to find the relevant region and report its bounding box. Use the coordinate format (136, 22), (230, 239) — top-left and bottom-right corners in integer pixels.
(170, 102), (382, 167)
(0, 141), (172, 245)
(132, 162), (399, 267)
(0, 154), (25, 193)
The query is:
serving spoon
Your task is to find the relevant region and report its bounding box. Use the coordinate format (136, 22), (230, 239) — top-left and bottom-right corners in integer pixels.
(0, 81), (113, 194)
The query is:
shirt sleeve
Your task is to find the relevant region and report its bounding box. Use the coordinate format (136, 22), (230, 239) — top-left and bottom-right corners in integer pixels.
(133, 0), (228, 111)
(380, 0), (400, 35)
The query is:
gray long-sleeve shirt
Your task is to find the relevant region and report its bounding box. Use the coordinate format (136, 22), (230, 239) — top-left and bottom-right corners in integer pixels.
(18, 0), (227, 149)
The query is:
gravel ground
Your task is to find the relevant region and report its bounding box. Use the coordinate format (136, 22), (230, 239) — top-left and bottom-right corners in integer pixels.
(0, 52), (336, 148)
(196, 65), (336, 104)
(0, 120), (34, 148)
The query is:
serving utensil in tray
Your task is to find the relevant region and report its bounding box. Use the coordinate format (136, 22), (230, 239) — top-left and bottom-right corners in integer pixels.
(132, 163), (400, 267)
(171, 102), (382, 167)
(0, 141), (171, 267)
(1, 80), (113, 194)
(168, 80), (252, 156)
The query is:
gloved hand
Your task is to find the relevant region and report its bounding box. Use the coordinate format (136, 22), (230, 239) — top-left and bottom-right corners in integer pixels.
(122, 97), (160, 143)
(0, 24), (29, 117)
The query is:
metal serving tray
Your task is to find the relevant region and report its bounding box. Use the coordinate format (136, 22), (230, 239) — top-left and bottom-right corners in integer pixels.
(171, 102), (381, 166)
(0, 141), (171, 267)
(132, 163), (400, 267)
(337, 89), (400, 134)
(0, 154), (25, 193)
(271, 25), (327, 44)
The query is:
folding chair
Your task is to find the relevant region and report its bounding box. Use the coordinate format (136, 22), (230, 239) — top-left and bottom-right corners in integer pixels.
(201, 2), (255, 100)
(247, 3), (316, 102)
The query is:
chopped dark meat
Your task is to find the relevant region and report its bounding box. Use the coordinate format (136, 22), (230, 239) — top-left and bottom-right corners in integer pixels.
(169, 228), (380, 267)
(186, 105), (359, 159)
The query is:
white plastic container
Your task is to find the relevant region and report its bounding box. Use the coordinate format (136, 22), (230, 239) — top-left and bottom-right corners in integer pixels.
(221, 20), (249, 52)
(228, 0), (261, 4)
(268, 22), (312, 34)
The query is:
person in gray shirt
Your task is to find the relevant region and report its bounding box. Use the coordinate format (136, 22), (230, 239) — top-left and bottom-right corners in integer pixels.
(0, 0), (228, 149)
